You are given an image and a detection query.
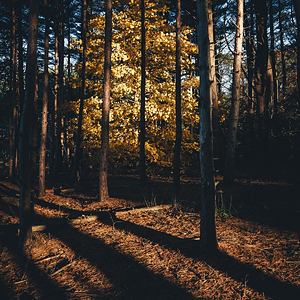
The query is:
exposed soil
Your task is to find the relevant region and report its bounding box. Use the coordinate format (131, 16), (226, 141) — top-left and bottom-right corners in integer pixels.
(0, 179), (299, 299)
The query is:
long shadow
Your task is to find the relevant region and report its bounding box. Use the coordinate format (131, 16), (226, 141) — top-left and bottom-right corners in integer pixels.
(3, 179), (299, 233)
(1, 234), (69, 299)
(1, 198), (195, 299)
(96, 214), (300, 300)
(1, 182), (299, 299)
(36, 196), (147, 218)
(36, 198), (84, 217)
(0, 274), (16, 299)
(41, 216), (196, 300)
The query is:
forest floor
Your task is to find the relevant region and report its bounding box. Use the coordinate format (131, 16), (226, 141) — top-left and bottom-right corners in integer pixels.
(0, 177), (299, 299)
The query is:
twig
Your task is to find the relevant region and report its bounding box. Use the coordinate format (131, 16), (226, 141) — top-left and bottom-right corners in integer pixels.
(35, 254), (61, 264)
(14, 279), (27, 284)
(51, 261), (76, 277)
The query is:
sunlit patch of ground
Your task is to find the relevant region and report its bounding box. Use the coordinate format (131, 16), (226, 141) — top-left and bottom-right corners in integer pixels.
(0, 181), (299, 299)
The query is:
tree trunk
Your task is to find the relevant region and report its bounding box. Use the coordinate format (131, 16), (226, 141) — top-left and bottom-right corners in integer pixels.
(278, 0), (286, 98)
(173, 0), (182, 202)
(293, 0), (300, 105)
(265, 55), (274, 136)
(208, 1), (218, 113)
(99, 0), (112, 201)
(139, 0), (147, 182)
(67, 12), (71, 92)
(16, 4), (24, 177)
(18, 0), (38, 249)
(9, 3), (17, 180)
(269, 0), (278, 115)
(51, 22), (59, 184)
(224, 0), (244, 185)
(54, 3), (64, 193)
(196, 0), (218, 251)
(38, 0), (49, 197)
(245, 1), (255, 115)
(254, 0), (268, 131)
(17, 5), (24, 117)
(73, 0), (88, 186)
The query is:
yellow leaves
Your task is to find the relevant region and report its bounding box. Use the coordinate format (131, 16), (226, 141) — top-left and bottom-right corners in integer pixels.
(69, 0), (200, 168)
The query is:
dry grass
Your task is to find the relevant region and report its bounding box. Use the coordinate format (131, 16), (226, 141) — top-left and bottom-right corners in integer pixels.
(0, 181), (299, 299)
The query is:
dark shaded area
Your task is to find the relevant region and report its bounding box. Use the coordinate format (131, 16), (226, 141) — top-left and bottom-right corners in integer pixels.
(0, 274), (16, 299)
(58, 175), (300, 233)
(93, 214), (300, 300)
(0, 234), (69, 299)
(0, 182), (299, 299)
(44, 218), (196, 300)
(221, 182), (300, 233)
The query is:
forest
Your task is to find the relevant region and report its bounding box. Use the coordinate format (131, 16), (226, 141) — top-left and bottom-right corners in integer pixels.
(0, 0), (299, 298)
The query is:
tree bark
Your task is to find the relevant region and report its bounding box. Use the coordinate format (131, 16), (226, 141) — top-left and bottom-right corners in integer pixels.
(9, 3), (17, 180)
(173, 0), (182, 202)
(17, 5), (24, 117)
(38, 0), (49, 197)
(269, 0), (278, 115)
(208, 1), (218, 113)
(18, 0), (38, 249)
(254, 0), (268, 132)
(139, 0), (147, 182)
(51, 21), (59, 184)
(265, 55), (274, 123)
(245, 1), (255, 115)
(99, 0), (112, 201)
(73, 0), (88, 185)
(293, 0), (300, 105)
(224, 0), (244, 185)
(54, 2), (64, 193)
(278, 0), (286, 98)
(196, 0), (218, 251)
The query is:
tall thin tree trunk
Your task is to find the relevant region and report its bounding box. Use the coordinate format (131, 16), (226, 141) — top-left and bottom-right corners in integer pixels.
(67, 12), (71, 91)
(16, 4), (24, 177)
(224, 0), (244, 185)
(269, 0), (278, 115)
(293, 0), (300, 105)
(54, 4), (64, 193)
(18, 0), (38, 249)
(196, 0), (218, 251)
(254, 0), (268, 128)
(173, 0), (182, 201)
(139, 0), (147, 182)
(213, 8), (221, 96)
(73, 0), (88, 185)
(9, 3), (17, 180)
(38, 0), (49, 197)
(278, 0), (286, 98)
(17, 5), (24, 117)
(208, 1), (218, 114)
(245, 1), (255, 115)
(51, 23), (59, 183)
(99, 0), (112, 201)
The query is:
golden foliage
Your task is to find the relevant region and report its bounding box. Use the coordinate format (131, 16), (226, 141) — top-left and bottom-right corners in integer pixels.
(70, 0), (199, 169)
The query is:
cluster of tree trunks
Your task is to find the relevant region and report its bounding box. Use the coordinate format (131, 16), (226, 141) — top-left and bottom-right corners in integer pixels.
(6, 0), (300, 252)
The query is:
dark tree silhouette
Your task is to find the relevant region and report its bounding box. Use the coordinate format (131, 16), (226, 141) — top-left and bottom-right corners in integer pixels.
(173, 0), (182, 202)
(196, 0), (218, 251)
(73, 0), (88, 186)
(99, 0), (112, 201)
(224, 0), (244, 185)
(18, 0), (39, 248)
(38, 0), (50, 197)
(139, 0), (147, 183)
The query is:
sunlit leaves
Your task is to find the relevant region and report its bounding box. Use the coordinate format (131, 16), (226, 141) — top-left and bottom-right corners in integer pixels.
(70, 0), (199, 170)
